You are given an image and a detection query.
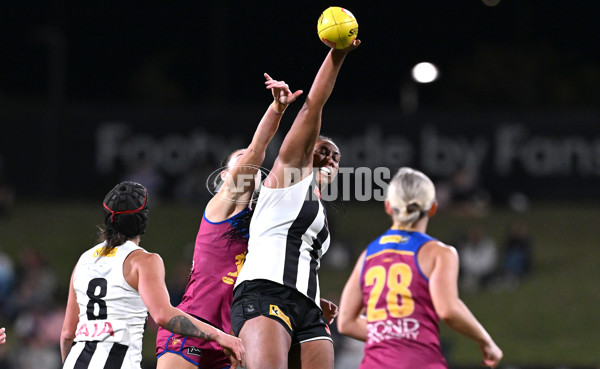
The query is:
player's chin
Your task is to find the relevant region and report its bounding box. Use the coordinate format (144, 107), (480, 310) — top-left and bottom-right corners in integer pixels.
(316, 172), (337, 187)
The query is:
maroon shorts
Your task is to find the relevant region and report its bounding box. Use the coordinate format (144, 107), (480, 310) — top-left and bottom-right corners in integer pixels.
(156, 324), (230, 369)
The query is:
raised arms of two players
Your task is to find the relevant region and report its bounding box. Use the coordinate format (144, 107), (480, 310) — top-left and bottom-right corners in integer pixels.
(206, 73), (303, 220)
(265, 40), (361, 189)
(229, 73), (303, 176)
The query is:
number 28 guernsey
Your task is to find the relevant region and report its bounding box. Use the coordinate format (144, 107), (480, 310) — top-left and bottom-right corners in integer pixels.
(359, 229), (448, 369)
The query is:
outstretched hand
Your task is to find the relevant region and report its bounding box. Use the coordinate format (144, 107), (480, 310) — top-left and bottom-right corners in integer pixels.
(265, 73), (303, 113)
(331, 39), (360, 59)
(332, 39), (361, 56)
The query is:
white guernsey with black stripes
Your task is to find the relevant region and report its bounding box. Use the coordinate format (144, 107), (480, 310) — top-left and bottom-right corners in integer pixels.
(62, 241), (148, 369)
(235, 173), (330, 307)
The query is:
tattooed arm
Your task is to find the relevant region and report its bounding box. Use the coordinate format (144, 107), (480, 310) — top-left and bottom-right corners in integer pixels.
(124, 249), (245, 366)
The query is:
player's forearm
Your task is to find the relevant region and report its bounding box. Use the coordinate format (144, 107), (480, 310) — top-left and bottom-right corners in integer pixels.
(164, 314), (219, 341)
(338, 316), (368, 341)
(441, 300), (493, 346)
(246, 103), (284, 155)
(306, 49), (346, 108)
(155, 307), (223, 342)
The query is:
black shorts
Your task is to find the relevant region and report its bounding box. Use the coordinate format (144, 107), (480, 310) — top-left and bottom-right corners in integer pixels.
(231, 279), (332, 345)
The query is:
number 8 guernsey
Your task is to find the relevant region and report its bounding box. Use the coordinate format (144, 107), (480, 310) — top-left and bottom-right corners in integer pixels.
(67, 241), (148, 368)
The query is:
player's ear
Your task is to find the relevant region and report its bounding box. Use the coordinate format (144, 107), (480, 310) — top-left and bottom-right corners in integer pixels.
(427, 200), (438, 218)
(384, 200), (394, 216)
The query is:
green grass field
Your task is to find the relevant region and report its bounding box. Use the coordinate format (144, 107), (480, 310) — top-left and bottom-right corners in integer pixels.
(0, 198), (598, 367)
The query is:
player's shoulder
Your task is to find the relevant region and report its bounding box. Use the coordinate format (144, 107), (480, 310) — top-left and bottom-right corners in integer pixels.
(126, 248), (163, 268)
(422, 239), (458, 259)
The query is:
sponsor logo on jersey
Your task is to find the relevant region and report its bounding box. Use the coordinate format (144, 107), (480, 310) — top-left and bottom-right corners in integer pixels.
(269, 304), (292, 331)
(367, 318), (420, 344)
(222, 251), (247, 285)
(76, 321), (115, 338)
(187, 346), (203, 356)
(379, 235), (409, 244)
(366, 249), (414, 262)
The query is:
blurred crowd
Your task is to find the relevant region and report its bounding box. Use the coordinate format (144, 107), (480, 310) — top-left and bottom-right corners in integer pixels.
(0, 247), (63, 369)
(456, 221), (534, 294)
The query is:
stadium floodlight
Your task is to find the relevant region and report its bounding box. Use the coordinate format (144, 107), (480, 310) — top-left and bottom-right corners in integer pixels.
(411, 62), (439, 84)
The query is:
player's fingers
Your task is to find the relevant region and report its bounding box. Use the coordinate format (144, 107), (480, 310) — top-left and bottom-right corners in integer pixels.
(266, 80), (287, 89)
(265, 80), (285, 90)
(482, 358), (498, 368)
(238, 347), (245, 368)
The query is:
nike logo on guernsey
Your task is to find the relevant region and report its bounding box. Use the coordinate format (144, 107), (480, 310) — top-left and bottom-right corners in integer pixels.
(187, 346), (203, 356)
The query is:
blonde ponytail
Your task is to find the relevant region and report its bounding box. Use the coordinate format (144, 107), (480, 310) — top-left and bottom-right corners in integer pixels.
(386, 167), (436, 227)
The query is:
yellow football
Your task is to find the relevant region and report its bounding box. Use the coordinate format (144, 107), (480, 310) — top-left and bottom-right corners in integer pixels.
(317, 7), (358, 49)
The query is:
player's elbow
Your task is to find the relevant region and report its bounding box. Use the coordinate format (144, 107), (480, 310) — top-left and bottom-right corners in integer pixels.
(337, 318), (350, 335)
(153, 315), (171, 329)
(337, 317), (367, 342)
(243, 146), (265, 162)
(60, 326), (75, 343)
(336, 316), (356, 337)
(150, 307), (175, 328)
(436, 304), (461, 322)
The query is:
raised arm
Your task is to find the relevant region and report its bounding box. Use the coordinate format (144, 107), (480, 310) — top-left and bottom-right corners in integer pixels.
(426, 242), (503, 368)
(126, 250), (245, 367)
(231, 73), (303, 172)
(266, 40), (360, 188)
(206, 74), (302, 220)
(337, 249), (368, 341)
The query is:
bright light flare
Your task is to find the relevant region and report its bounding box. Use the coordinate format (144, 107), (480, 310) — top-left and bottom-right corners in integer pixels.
(411, 62), (439, 84)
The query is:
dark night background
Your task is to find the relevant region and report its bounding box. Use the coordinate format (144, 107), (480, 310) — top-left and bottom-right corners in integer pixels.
(1, 0), (600, 201)
(2, 1), (599, 109)
(1, 2), (600, 368)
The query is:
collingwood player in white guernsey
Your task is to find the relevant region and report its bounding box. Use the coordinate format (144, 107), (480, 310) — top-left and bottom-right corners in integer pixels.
(231, 39), (360, 369)
(60, 181), (245, 369)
